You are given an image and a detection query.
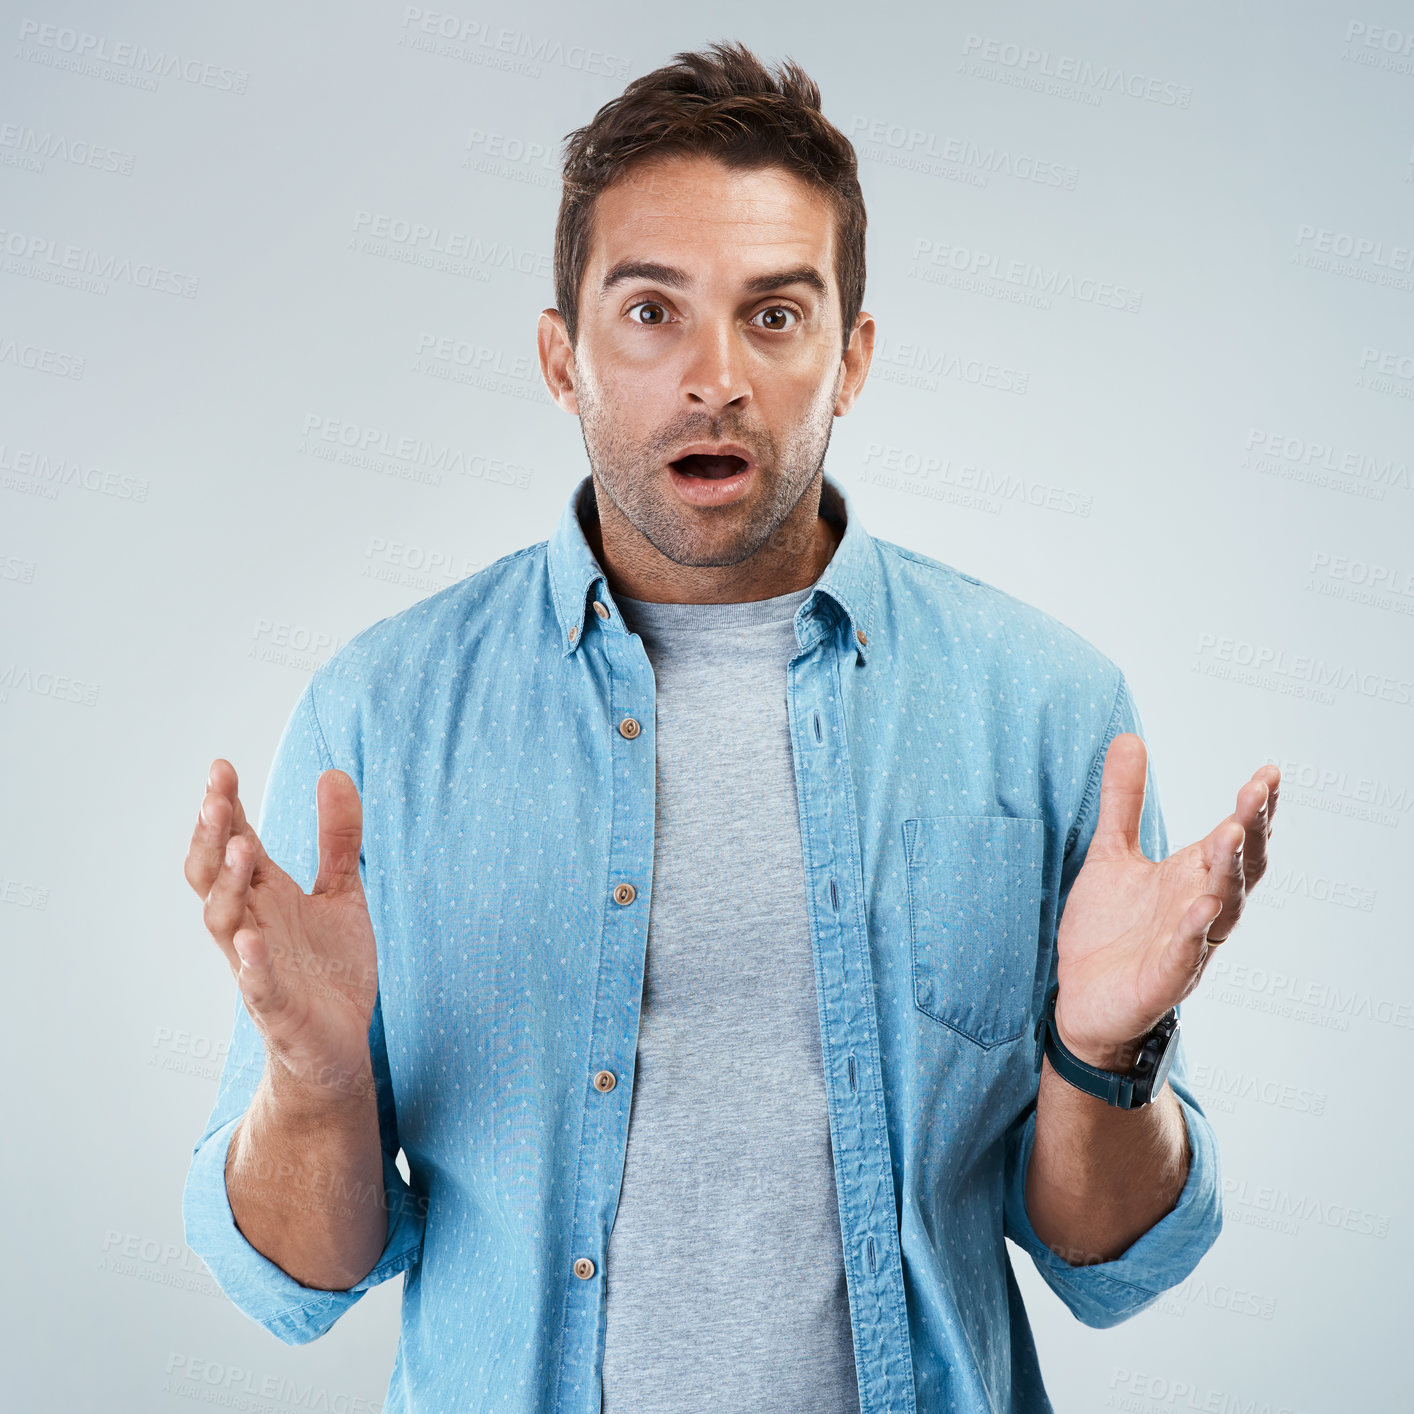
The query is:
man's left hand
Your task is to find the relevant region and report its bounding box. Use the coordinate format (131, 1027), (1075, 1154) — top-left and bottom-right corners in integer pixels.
(1053, 733), (1280, 1071)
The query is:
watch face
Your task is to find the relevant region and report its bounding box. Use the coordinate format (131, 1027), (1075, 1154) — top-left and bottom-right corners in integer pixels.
(1147, 1019), (1180, 1100)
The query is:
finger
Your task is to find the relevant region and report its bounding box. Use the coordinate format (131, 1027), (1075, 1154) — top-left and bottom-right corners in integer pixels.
(1091, 732), (1149, 857)
(1160, 892), (1225, 991)
(214, 757), (259, 846)
(1204, 819), (1246, 942)
(202, 833), (258, 966)
(312, 769), (364, 896)
(185, 758), (270, 898)
(232, 923), (295, 1031)
(1236, 770), (1276, 888)
(184, 759), (239, 897)
(229, 787), (253, 837)
(1262, 764), (1281, 831)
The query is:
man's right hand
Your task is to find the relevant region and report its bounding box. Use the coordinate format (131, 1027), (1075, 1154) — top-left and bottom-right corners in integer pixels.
(185, 759), (380, 1109)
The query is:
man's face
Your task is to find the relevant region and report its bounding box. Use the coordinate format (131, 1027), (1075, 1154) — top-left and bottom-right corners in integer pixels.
(544, 154), (866, 569)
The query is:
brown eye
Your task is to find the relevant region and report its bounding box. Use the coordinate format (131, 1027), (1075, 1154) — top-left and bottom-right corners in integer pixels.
(628, 301), (667, 325)
(753, 306), (799, 331)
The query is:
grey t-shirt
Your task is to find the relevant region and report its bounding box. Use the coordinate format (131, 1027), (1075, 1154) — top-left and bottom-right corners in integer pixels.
(599, 584), (860, 1414)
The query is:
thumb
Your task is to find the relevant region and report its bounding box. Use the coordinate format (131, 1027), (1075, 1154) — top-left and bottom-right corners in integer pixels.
(1092, 732), (1149, 856)
(312, 768), (364, 895)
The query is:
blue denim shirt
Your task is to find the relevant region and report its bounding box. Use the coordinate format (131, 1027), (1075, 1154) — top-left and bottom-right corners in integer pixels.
(183, 472), (1222, 1414)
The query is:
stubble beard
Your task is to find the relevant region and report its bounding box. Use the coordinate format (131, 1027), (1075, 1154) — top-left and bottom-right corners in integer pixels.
(575, 374), (837, 569)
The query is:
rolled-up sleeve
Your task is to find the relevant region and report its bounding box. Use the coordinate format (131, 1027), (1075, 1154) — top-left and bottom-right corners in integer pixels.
(182, 676), (426, 1345)
(1002, 673), (1223, 1327)
(1002, 1036), (1222, 1327)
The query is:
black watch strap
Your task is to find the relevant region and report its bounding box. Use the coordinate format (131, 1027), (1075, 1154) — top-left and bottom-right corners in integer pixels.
(1033, 985), (1179, 1109)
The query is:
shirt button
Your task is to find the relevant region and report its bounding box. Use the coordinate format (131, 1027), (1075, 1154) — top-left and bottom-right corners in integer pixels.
(618, 717), (641, 739)
(612, 882), (636, 905)
(573, 1257), (596, 1280)
(568, 625), (578, 642)
(856, 628), (868, 646)
(593, 1069), (617, 1092)
(593, 600), (610, 619)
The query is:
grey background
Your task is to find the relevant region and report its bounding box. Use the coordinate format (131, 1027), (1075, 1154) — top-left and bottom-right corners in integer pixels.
(3, 3), (1410, 1410)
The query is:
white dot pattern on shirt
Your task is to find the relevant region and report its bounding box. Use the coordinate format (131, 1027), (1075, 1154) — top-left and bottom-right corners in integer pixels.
(182, 481), (1199, 1414)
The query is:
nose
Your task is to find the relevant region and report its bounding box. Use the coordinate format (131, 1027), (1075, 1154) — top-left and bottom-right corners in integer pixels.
(678, 316), (752, 414)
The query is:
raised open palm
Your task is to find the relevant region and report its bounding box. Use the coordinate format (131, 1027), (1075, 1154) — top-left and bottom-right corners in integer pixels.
(1054, 733), (1279, 1069)
(184, 759), (380, 1104)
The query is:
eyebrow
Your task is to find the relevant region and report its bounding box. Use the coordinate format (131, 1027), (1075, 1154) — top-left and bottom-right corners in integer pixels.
(598, 260), (828, 302)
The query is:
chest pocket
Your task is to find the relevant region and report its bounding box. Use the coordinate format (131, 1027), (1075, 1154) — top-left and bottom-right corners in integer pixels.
(903, 815), (1046, 1049)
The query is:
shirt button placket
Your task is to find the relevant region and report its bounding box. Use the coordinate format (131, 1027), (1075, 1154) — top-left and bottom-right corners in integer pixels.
(562, 617), (649, 1396)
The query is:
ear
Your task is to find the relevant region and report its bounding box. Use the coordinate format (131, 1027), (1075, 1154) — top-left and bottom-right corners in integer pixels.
(538, 308), (579, 414)
(834, 311), (875, 417)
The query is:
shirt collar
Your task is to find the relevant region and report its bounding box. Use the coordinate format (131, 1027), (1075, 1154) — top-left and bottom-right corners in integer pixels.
(546, 472), (877, 665)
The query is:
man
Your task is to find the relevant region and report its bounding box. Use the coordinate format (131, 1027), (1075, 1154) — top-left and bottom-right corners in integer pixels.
(183, 40), (1279, 1414)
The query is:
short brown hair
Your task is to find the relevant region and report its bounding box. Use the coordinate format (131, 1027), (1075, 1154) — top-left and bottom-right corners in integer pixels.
(554, 40), (866, 357)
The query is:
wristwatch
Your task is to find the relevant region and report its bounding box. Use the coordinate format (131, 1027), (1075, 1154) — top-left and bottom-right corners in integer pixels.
(1033, 984), (1180, 1109)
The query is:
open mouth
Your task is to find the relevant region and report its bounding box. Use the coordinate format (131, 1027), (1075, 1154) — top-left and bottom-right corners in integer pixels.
(670, 453), (749, 479)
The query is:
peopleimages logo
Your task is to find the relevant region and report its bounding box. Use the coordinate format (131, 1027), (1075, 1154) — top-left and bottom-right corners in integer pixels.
(1356, 347), (1414, 402)
(1340, 20), (1414, 76)
(1305, 550), (1414, 620)
(1188, 1062), (1327, 1118)
(1295, 225), (1413, 270)
(1151, 1274), (1279, 1322)
(958, 34), (1193, 107)
(396, 8), (630, 79)
(1222, 1178), (1391, 1239)
(1242, 427), (1409, 500)
(1207, 953), (1414, 1034)
(0, 443), (149, 501)
(0, 122), (137, 176)
(868, 334), (1029, 396)
(0, 663), (101, 707)
(909, 237), (1142, 312)
(14, 19), (249, 93)
(1254, 863), (1375, 913)
(298, 414), (533, 490)
(1345, 19), (1414, 54)
(1108, 1367), (1306, 1414)
(860, 442), (1094, 517)
(1267, 753), (1411, 830)
(461, 127), (557, 187)
(0, 337), (84, 379)
(348, 209), (551, 284)
(1293, 224), (1414, 294)
(363, 536), (482, 593)
(1, 876), (49, 909)
(848, 115), (1080, 189)
(1192, 632), (1414, 708)
(0, 226), (199, 297)
(163, 1354), (384, 1412)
